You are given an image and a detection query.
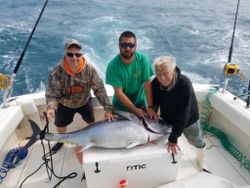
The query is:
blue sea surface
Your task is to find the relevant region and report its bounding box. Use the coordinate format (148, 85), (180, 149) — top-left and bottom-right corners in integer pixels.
(0, 0), (250, 103)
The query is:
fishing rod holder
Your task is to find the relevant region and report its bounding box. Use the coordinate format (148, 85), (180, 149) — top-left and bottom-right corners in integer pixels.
(222, 76), (229, 93)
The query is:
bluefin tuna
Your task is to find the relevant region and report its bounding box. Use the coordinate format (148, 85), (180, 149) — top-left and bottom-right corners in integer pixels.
(29, 111), (172, 150)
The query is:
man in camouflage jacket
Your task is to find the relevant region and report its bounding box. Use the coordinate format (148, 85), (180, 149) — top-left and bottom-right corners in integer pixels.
(45, 39), (115, 158)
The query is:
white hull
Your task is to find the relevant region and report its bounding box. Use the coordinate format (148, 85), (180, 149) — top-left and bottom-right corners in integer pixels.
(0, 84), (250, 188)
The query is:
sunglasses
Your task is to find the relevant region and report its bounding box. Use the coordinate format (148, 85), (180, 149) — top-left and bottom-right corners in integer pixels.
(66, 52), (82, 58)
(120, 43), (136, 49)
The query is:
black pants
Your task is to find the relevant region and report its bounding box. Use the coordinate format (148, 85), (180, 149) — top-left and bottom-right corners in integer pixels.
(54, 98), (95, 127)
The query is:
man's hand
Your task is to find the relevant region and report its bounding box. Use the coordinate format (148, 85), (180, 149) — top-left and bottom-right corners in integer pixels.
(47, 108), (55, 122)
(104, 111), (117, 121)
(167, 141), (181, 155)
(146, 107), (159, 122)
(134, 108), (146, 119)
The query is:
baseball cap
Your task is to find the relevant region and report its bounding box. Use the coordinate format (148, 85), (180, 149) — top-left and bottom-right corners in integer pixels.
(64, 39), (82, 49)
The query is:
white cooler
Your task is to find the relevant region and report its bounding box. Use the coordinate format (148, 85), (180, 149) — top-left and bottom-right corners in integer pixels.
(82, 140), (183, 188)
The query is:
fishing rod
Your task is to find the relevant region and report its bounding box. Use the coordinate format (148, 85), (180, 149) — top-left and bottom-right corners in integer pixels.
(222, 0), (240, 93)
(0, 0), (49, 108)
(222, 0), (250, 108)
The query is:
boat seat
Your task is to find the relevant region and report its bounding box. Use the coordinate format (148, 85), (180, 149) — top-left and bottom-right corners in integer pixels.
(156, 172), (240, 188)
(0, 105), (24, 149)
(0, 92), (45, 150)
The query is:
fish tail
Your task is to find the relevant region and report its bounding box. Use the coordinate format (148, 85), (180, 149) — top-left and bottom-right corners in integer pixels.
(23, 120), (42, 149)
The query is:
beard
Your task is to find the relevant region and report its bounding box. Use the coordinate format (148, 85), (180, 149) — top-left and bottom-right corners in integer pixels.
(121, 51), (134, 59)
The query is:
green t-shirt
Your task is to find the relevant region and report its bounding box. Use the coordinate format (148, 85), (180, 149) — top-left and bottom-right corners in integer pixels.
(106, 51), (153, 111)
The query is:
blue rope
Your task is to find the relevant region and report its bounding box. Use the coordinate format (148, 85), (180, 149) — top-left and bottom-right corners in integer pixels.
(0, 147), (28, 184)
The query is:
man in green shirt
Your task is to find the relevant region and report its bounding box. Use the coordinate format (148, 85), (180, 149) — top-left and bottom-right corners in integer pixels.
(106, 31), (158, 120)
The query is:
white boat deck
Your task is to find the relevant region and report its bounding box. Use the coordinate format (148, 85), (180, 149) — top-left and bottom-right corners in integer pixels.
(1, 133), (250, 188)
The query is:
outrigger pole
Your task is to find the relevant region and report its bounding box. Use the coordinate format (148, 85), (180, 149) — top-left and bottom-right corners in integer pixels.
(1, 0), (49, 108)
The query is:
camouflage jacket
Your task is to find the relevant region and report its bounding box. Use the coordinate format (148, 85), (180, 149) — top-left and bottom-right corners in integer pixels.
(45, 59), (113, 112)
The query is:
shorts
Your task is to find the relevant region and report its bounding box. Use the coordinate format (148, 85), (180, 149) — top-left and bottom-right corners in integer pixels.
(54, 98), (95, 127)
(183, 120), (205, 148)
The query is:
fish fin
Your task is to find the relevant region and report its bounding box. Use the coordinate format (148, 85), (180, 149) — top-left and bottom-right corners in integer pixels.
(126, 142), (141, 148)
(82, 143), (95, 151)
(24, 120), (41, 149)
(142, 118), (162, 134)
(74, 144), (94, 153)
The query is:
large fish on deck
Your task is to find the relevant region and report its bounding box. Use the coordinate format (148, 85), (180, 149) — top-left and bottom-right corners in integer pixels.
(29, 111), (172, 150)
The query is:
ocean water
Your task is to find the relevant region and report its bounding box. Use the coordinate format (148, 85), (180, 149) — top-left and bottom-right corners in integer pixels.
(0, 0), (250, 103)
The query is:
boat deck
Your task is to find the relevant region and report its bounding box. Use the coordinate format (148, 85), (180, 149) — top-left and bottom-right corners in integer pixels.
(1, 133), (250, 188)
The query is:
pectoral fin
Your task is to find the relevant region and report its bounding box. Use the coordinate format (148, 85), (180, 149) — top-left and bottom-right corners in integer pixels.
(82, 143), (95, 151)
(126, 142), (141, 148)
(142, 118), (162, 134)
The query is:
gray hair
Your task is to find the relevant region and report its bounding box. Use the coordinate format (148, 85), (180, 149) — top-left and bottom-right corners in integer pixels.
(153, 56), (176, 72)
